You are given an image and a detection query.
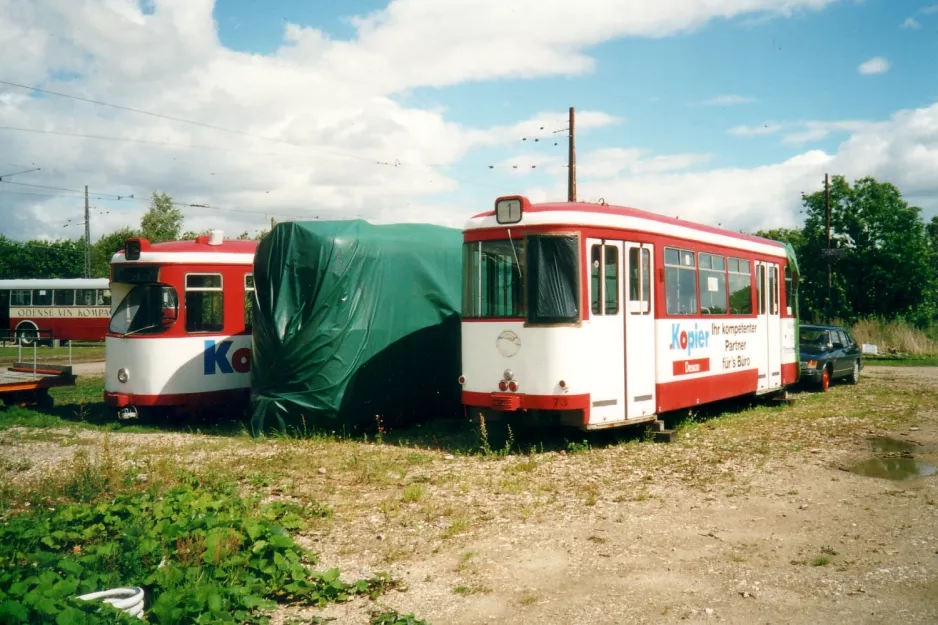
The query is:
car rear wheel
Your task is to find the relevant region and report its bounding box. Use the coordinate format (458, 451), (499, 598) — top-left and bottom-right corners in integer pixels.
(848, 360), (860, 385)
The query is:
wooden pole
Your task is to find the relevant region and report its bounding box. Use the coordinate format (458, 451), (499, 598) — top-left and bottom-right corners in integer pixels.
(567, 106), (576, 202)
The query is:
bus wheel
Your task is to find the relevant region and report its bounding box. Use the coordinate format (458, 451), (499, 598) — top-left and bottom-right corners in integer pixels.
(819, 367), (830, 392)
(17, 326), (38, 347)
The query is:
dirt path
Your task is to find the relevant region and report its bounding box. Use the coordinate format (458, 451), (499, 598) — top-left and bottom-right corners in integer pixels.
(2, 365), (936, 624)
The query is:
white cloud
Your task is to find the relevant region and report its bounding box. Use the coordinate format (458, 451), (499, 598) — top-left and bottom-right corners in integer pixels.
(901, 17), (921, 28)
(858, 56), (890, 75)
(527, 103), (938, 232)
(578, 148), (714, 178)
(0, 0), (850, 240)
(780, 120), (869, 144)
(694, 95), (756, 106)
(728, 123), (784, 136)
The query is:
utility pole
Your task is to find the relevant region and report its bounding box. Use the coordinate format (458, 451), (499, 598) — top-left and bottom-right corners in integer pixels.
(825, 173), (831, 317)
(567, 106), (577, 202)
(84, 185), (91, 278)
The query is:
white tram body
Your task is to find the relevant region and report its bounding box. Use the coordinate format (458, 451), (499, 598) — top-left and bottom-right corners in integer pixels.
(104, 232), (258, 418)
(459, 196), (799, 430)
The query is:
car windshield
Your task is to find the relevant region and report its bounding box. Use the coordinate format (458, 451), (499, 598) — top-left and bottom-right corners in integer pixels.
(109, 284), (179, 336)
(799, 328), (829, 349)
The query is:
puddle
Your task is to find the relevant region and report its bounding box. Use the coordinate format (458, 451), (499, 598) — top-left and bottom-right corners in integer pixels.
(868, 436), (916, 454)
(848, 457), (938, 481)
(846, 436), (938, 481)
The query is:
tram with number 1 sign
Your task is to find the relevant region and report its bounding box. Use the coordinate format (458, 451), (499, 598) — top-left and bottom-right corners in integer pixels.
(458, 195), (799, 430)
(104, 231), (257, 419)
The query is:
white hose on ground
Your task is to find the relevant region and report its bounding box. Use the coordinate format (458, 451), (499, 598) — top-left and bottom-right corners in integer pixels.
(77, 586), (145, 618)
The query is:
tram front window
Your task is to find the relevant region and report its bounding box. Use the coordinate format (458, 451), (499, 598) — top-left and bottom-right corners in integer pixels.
(108, 285), (179, 336)
(462, 234), (579, 324)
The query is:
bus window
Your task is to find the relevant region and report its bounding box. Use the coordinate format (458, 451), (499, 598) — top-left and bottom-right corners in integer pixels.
(727, 258), (752, 315)
(591, 245), (601, 315)
(698, 253), (727, 315)
(245, 274), (255, 332)
(98, 290), (112, 306)
(11, 290), (30, 306)
(185, 273), (224, 333)
(54, 290), (75, 306)
(77, 290), (95, 306)
(32, 290), (52, 306)
(664, 247), (697, 315)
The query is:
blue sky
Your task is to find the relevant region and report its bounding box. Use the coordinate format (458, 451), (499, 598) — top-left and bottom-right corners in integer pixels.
(213, 0), (937, 172)
(1, 0), (937, 239)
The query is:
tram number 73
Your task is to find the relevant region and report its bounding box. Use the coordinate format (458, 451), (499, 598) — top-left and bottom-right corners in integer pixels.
(203, 339), (251, 375)
(553, 397), (568, 408)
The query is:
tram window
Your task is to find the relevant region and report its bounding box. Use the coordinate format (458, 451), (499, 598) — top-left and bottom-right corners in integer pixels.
(526, 234), (579, 325)
(769, 266), (779, 314)
(756, 265), (765, 314)
(185, 273), (224, 333)
(11, 290), (31, 306)
(32, 290), (52, 306)
(604, 245), (619, 314)
(590, 245), (601, 315)
(629, 248), (651, 314)
(109, 285), (179, 336)
(462, 240), (525, 318)
(785, 265), (794, 315)
(244, 274), (255, 332)
(698, 252), (727, 315)
(664, 247), (697, 315)
(727, 257), (752, 315)
(54, 290), (75, 306)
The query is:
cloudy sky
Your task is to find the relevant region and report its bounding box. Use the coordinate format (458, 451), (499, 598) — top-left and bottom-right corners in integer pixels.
(0, 0), (936, 241)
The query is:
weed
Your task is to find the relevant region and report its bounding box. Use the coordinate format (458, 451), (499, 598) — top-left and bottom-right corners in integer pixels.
(812, 556), (831, 566)
(402, 483), (426, 503)
(452, 584), (492, 596)
(370, 609), (429, 625)
(477, 413), (492, 456)
(566, 439), (591, 454)
(442, 517), (470, 539)
(820, 545), (839, 556)
(521, 593), (538, 606)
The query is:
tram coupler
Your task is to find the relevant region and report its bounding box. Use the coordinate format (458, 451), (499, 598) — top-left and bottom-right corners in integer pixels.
(118, 406), (139, 420)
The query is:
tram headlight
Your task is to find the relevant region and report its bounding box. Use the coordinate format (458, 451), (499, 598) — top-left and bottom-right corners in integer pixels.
(117, 368), (130, 384)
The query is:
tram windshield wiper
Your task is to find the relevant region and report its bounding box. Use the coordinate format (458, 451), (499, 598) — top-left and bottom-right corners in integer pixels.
(122, 324), (162, 337)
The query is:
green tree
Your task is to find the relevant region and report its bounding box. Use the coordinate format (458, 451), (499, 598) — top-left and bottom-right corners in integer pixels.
(798, 175), (933, 324)
(140, 192), (183, 243)
(0, 236), (85, 279)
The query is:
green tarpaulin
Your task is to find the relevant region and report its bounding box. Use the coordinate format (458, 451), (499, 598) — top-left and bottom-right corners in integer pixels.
(250, 220), (463, 435)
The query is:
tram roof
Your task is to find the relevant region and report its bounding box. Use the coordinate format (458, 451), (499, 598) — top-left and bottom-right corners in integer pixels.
(466, 199), (787, 255)
(111, 238), (258, 265)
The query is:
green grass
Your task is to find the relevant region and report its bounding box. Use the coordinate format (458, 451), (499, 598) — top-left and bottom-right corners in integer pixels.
(0, 341), (105, 368)
(863, 356), (938, 367)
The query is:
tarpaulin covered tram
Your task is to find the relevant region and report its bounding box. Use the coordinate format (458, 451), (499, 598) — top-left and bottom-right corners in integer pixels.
(249, 220), (463, 434)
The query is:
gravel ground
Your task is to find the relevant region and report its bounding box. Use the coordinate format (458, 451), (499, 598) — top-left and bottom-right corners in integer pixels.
(2, 365), (936, 624)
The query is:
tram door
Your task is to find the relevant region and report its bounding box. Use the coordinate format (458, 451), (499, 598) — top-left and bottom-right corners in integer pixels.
(587, 239), (625, 423)
(756, 261), (782, 391)
(624, 243), (656, 418)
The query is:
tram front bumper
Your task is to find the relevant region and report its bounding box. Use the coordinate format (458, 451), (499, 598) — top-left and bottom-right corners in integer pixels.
(461, 390), (590, 412)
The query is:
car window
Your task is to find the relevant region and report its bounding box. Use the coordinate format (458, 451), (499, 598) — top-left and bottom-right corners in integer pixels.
(833, 330), (846, 347)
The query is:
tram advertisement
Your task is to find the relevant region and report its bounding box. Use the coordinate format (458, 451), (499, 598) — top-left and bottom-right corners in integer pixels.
(666, 320), (759, 378)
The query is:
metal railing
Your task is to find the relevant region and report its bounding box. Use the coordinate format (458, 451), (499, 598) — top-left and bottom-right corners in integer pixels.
(0, 329), (71, 375)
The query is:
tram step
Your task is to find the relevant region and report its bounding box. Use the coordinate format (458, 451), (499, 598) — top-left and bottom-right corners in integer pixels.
(653, 429), (677, 443)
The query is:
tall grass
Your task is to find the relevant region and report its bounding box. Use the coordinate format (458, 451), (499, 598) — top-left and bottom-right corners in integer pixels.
(843, 318), (938, 356)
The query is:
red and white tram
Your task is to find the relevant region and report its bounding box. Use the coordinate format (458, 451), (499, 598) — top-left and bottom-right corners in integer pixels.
(459, 195), (799, 430)
(104, 231), (258, 419)
(0, 278), (111, 345)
